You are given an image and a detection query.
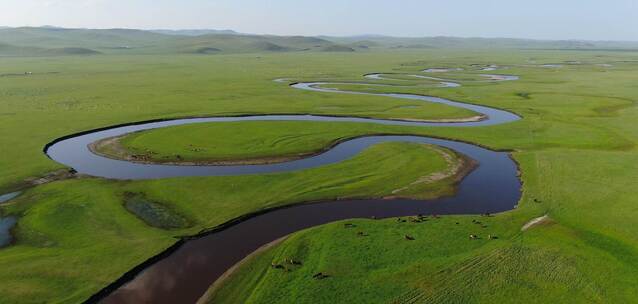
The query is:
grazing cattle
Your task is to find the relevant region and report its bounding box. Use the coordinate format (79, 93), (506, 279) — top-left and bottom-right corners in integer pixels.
(405, 235), (415, 240)
(469, 234), (478, 240)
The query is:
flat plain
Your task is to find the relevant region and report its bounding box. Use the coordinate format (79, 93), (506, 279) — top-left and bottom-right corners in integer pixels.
(1, 46), (637, 303)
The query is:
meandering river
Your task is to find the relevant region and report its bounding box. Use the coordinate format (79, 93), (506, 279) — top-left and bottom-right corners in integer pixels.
(42, 67), (522, 304)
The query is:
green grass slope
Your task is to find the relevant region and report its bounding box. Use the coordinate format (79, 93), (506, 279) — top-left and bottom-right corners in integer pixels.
(95, 122), (479, 165)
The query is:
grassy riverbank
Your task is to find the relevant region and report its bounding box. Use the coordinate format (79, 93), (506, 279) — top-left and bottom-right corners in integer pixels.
(0, 49), (637, 303)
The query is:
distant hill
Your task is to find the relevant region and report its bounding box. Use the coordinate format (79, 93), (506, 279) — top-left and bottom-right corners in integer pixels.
(151, 29), (240, 36)
(0, 42), (44, 56)
(0, 42), (100, 56)
(171, 34), (336, 54)
(194, 47), (222, 54)
(0, 27), (170, 47)
(0, 27), (342, 56)
(321, 45), (355, 52)
(324, 35), (638, 50)
(250, 41), (290, 52)
(1, 26), (637, 56)
(46, 47), (101, 55)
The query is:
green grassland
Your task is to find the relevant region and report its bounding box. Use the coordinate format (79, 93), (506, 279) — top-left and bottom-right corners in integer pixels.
(95, 120), (480, 164)
(0, 48), (637, 303)
(0, 51), (486, 190)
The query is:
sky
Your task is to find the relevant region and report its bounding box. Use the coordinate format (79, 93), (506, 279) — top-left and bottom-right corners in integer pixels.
(1, 0), (637, 41)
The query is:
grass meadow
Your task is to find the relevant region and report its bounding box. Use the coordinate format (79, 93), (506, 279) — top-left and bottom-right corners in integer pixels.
(0, 49), (637, 303)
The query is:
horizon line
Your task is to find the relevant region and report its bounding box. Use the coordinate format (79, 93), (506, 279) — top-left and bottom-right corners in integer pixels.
(2, 25), (638, 44)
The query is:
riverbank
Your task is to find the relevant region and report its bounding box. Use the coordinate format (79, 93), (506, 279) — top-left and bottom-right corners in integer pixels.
(196, 236), (288, 304)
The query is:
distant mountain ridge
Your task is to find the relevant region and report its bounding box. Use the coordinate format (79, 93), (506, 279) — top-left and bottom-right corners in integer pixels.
(326, 35), (638, 50)
(0, 26), (637, 57)
(151, 29), (240, 36)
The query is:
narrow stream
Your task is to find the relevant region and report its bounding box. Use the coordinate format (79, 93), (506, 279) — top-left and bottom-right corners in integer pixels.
(0, 191), (20, 204)
(0, 217), (17, 248)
